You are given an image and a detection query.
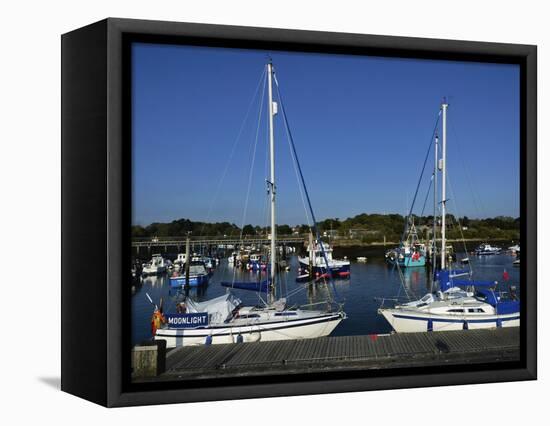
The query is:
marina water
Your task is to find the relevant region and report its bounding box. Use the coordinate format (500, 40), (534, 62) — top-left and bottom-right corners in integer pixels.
(131, 250), (520, 347)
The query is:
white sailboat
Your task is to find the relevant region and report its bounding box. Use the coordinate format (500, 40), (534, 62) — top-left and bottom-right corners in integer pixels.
(378, 101), (519, 333)
(153, 62), (345, 348)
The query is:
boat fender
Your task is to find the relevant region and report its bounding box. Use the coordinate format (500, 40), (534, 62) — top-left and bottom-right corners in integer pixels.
(462, 321), (468, 330)
(205, 335), (213, 345)
(236, 334), (244, 343)
(427, 319), (433, 332)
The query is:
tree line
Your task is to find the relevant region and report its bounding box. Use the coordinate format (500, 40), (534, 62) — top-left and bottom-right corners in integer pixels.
(132, 214), (519, 242)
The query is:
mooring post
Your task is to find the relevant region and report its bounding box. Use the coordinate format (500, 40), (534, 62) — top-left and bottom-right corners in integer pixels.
(185, 233), (191, 287)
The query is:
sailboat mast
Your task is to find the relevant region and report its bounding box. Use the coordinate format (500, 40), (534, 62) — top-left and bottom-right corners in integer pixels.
(267, 62), (277, 297)
(440, 101), (448, 270)
(433, 134), (438, 268)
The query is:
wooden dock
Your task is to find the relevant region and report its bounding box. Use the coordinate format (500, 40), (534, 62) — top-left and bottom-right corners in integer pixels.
(136, 328), (519, 382)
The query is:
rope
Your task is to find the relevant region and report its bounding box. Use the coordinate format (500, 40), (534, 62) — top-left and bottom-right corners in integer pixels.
(198, 67), (267, 237)
(399, 112), (440, 247)
(446, 171), (474, 277)
(448, 114), (488, 219)
(272, 72), (341, 306)
(238, 75), (266, 240)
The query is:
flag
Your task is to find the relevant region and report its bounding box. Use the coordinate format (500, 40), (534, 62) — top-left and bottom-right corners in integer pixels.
(503, 270), (510, 282)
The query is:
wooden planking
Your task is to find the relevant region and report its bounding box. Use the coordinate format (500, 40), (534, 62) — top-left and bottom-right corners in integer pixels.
(156, 328), (519, 380)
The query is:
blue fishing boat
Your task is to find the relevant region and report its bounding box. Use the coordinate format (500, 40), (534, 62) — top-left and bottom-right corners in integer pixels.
(169, 261), (209, 288)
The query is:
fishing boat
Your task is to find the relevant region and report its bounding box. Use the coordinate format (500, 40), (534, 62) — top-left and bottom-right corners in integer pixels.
(298, 241), (351, 278)
(141, 254), (167, 276)
(474, 243), (502, 255)
(385, 220), (427, 268)
(246, 253), (267, 271)
(152, 61), (345, 348)
(378, 101), (519, 332)
(169, 261), (209, 288)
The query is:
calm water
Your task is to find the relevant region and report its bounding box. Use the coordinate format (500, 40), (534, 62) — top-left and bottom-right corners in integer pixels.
(131, 251), (520, 346)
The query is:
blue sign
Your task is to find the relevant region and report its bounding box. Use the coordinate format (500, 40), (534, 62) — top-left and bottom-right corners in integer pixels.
(166, 312), (209, 329)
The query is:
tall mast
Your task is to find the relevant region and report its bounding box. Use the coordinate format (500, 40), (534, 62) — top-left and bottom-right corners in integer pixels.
(433, 134), (438, 268)
(267, 62), (277, 299)
(440, 101), (448, 270)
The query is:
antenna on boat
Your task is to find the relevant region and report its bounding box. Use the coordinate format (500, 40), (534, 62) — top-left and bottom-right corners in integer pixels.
(267, 61), (277, 303)
(440, 100), (448, 270)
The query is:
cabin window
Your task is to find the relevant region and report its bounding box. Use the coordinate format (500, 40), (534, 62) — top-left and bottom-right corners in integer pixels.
(447, 309), (464, 313)
(274, 312), (298, 316)
(239, 314), (260, 319)
(468, 308), (485, 313)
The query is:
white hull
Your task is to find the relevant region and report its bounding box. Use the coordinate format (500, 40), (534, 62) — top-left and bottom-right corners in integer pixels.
(142, 266), (166, 275)
(155, 313), (343, 348)
(379, 309), (519, 333)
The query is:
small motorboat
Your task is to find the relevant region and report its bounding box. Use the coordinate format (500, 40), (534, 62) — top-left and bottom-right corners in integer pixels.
(356, 257), (368, 263)
(474, 243), (502, 256)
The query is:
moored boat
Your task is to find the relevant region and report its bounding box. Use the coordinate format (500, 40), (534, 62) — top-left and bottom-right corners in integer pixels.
(152, 61), (345, 348)
(141, 254), (167, 276)
(169, 261), (209, 288)
(385, 221), (427, 268)
(474, 243), (502, 256)
(298, 242), (350, 278)
(378, 101), (519, 333)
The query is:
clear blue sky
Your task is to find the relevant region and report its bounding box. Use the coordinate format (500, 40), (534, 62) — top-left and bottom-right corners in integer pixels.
(132, 43), (519, 227)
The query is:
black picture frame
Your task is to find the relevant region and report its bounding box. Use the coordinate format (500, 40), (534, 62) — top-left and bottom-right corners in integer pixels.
(61, 17), (537, 407)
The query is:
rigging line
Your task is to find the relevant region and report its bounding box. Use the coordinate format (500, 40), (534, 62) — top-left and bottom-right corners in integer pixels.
(287, 128), (312, 227)
(273, 73), (341, 305)
(446, 171), (474, 277)
(399, 112), (441, 247)
(448, 114), (487, 219)
(239, 73), (267, 241)
(280, 95), (312, 228)
(420, 174), (434, 218)
(199, 67), (267, 237)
